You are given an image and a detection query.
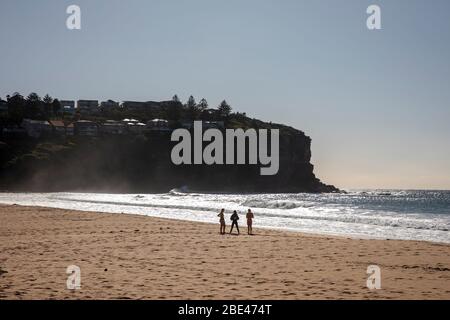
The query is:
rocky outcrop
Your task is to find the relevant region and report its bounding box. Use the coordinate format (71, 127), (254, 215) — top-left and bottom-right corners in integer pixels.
(0, 123), (338, 193)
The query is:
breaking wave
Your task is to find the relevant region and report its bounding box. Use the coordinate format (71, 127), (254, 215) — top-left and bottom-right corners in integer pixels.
(0, 190), (449, 243)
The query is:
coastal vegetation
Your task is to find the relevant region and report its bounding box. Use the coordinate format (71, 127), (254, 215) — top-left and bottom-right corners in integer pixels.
(0, 92), (337, 193)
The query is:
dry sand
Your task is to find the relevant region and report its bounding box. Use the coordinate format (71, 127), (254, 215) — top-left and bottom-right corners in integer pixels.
(0, 204), (449, 300)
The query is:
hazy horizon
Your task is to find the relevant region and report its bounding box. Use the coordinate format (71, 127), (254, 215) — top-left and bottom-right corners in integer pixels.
(1, 0), (449, 190)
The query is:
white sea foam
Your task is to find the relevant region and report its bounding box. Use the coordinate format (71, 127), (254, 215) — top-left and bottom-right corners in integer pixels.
(0, 191), (449, 244)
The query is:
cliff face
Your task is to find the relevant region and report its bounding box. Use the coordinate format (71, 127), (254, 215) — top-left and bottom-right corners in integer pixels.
(0, 126), (338, 193)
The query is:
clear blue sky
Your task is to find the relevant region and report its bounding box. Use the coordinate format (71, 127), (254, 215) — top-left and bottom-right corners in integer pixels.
(1, 0), (449, 190)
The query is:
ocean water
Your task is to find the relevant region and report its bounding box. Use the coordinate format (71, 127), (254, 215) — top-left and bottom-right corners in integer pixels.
(0, 190), (449, 244)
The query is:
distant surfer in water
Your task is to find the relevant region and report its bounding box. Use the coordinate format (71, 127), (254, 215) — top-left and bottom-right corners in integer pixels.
(246, 209), (254, 235)
(229, 210), (240, 235)
(217, 208), (226, 235)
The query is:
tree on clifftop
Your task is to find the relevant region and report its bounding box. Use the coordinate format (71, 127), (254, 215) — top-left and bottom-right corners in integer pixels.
(52, 99), (61, 117)
(185, 95), (198, 120)
(43, 94), (53, 105)
(43, 94), (53, 118)
(26, 92), (42, 119)
(6, 92), (25, 125)
(186, 95), (196, 109)
(172, 94), (180, 103)
(218, 100), (232, 118)
(198, 98), (208, 112)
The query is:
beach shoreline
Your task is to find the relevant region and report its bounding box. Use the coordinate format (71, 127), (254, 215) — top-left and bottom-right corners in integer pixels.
(0, 204), (449, 299)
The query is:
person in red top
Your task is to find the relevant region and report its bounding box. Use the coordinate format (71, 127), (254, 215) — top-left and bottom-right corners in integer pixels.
(246, 209), (254, 235)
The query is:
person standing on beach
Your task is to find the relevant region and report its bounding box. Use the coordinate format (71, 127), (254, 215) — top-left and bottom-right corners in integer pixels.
(246, 209), (254, 235)
(218, 208), (226, 235)
(229, 210), (240, 235)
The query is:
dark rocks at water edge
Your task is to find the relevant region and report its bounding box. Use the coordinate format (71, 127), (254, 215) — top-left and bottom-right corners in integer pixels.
(0, 121), (338, 193)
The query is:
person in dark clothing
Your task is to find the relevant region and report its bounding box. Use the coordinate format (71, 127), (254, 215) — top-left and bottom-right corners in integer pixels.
(229, 210), (240, 235)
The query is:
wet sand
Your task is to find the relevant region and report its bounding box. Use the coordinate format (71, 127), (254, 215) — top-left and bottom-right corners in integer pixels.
(0, 204), (449, 299)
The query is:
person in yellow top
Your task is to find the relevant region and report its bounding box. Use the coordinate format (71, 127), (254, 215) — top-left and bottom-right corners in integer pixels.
(217, 208), (226, 235)
(246, 209), (254, 235)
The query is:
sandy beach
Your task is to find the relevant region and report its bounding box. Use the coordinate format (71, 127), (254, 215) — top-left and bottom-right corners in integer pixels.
(0, 204), (449, 300)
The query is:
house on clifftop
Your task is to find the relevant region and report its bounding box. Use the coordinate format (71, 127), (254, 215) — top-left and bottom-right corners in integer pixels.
(74, 120), (98, 136)
(22, 119), (52, 138)
(49, 120), (74, 136)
